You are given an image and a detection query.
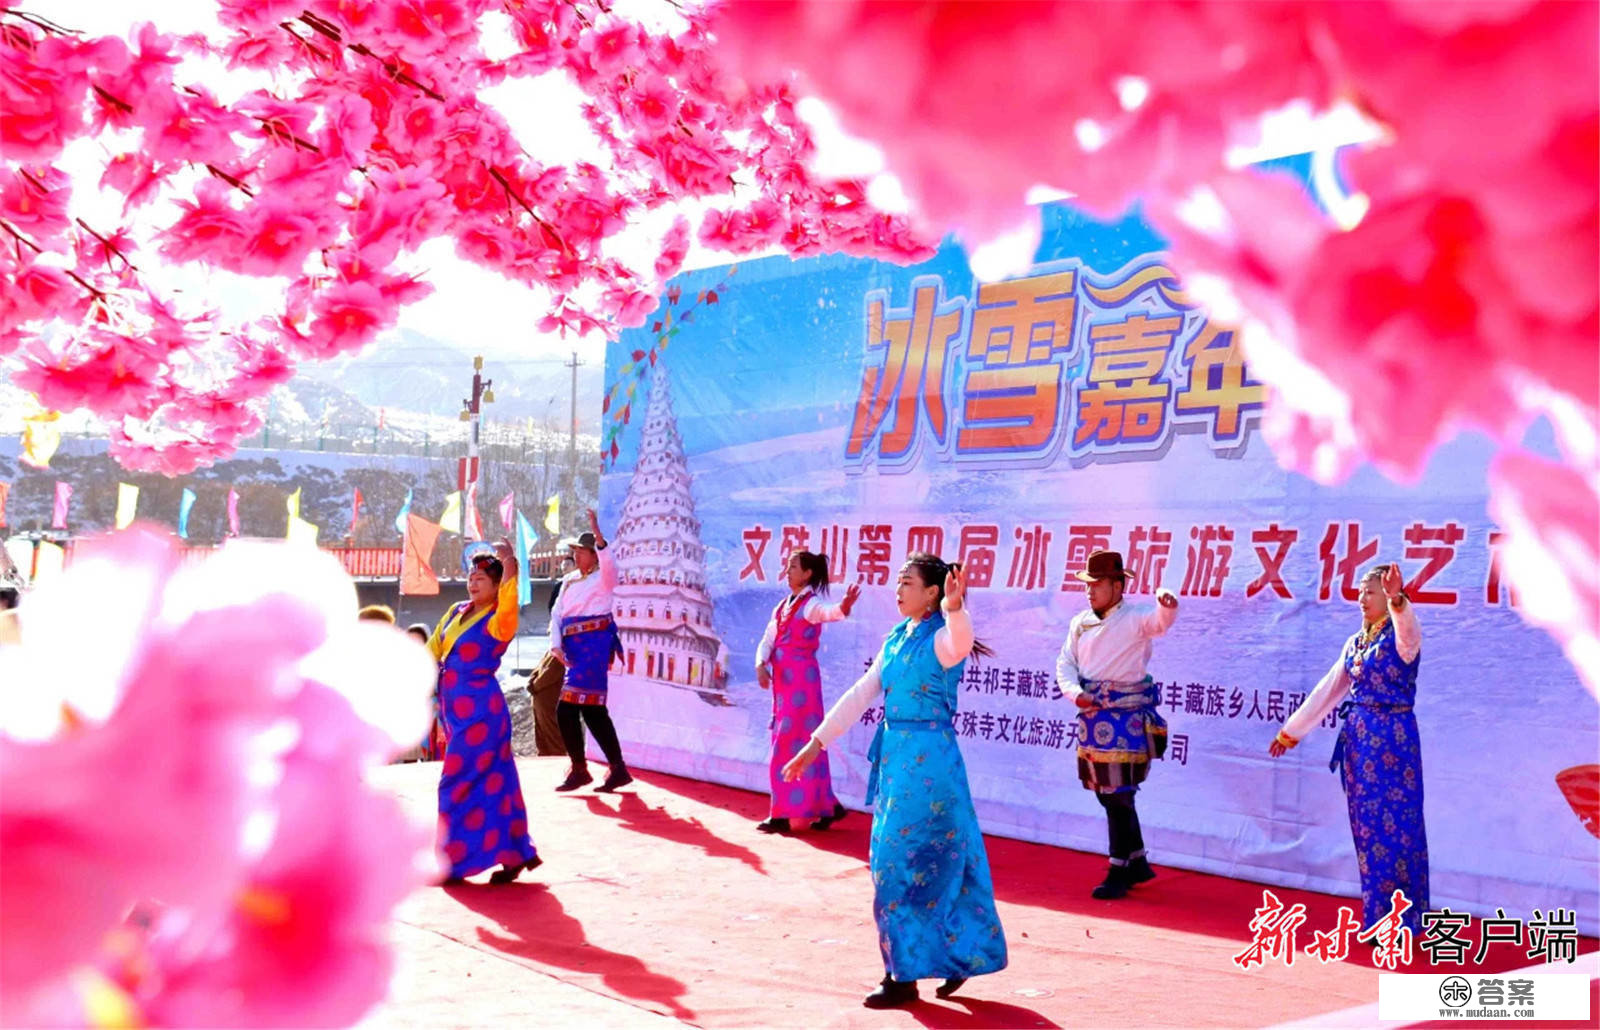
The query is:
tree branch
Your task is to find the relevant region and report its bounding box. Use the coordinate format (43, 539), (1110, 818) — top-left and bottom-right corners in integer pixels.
(205, 164), (256, 197)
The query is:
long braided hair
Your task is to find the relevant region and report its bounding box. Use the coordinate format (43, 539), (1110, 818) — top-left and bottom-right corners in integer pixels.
(903, 551), (994, 660)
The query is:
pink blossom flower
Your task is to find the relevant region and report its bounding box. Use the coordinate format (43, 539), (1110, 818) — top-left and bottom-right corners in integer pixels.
(0, 263), (76, 331)
(13, 328), (173, 420)
(161, 181), (249, 263)
(230, 198), (325, 277)
(602, 285), (660, 329)
(1489, 451), (1600, 697)
(628, 74), (680, 134)
(0, 164), (72, 246)
(0, 530), (436, 1025)
(303, 280), (399, 358)
(0, 35), (91, 161)
(583, 23), (642, 78)
(100, 152), (170, 213)
(654, 215), (691, 282)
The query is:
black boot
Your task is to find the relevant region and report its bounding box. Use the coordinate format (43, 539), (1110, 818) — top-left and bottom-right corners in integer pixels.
(755, 817), (791, 834)
(1091, 864), (1131, 900)
(555, 767), (593, 792)
(595, 767), (634, 792)
(935, 977), (968, 999)
(863, 976), (918, 1009)
(812, 802), (848, 830)
(1127, 855), (1156, 886)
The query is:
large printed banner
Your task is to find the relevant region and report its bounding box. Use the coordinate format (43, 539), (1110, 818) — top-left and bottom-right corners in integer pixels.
(599, 201), (1599, 932)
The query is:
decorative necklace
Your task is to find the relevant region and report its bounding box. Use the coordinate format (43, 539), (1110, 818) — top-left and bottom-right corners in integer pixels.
(1356, 616), (1389, 651)
(1351, 616), (1389, 679)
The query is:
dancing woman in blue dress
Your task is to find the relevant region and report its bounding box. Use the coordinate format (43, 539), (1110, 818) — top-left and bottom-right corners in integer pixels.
(1270, 562), (1429, 933)
(785, 554), (1008, 1008)
(430, 540), (541, 884)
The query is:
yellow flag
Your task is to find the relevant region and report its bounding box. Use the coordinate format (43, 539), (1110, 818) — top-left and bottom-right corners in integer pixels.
(287, 516), (319, 547)
(544, 493), (560, 535)
(439, 491), (462, 535)
(20, 411), (61, 470)
(31, 540), (65, 582)
(115, 483), (139, 530)
(286, 487), (301, 521)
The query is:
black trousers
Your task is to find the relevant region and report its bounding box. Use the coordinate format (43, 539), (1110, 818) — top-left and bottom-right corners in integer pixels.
(557, 700), (627, 772)
(1096, 790), (1146, 864)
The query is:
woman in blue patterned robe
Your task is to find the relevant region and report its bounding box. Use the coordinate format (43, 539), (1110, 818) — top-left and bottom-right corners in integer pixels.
(785, 554), (1007, 1009)
(430, 542), (541, 885)
(1271, 562), (1428, 933)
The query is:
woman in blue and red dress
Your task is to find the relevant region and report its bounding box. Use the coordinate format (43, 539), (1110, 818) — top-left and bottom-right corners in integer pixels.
(428, 538), (541, 884)
(1270, 562), (1428, 934)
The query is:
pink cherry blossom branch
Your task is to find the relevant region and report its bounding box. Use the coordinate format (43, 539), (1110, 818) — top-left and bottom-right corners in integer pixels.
(294, 11), (447, 102)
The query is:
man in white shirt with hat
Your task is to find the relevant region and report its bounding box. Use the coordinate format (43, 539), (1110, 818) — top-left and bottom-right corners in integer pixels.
(1055, 548), (1179, 899)
(550, 508), (632, 792)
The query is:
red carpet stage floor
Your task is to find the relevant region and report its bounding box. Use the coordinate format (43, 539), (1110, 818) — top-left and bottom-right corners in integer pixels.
(361, 759), (1595, 1029)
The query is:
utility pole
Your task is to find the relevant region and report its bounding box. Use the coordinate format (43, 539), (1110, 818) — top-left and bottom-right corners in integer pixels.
(565, 350), (582, 535)
(460, 356), (494, 539)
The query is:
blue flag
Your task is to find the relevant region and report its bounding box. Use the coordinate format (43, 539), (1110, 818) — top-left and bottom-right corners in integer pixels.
(515, 510), (537, 607)
(393, 488), (412, 535)
(177, 488), (196, 540)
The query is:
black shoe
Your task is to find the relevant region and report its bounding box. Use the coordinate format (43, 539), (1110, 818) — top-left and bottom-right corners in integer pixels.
(488, 854), (543, 884)
(1091, 866), (1130, 900)
(934, 977), (968, 999)
(863, 976), (918, 1009)
(594, 768), (634, 792)
(755, 817), (792, 834)
(812, 802), (848, 831)
(1127, 856), (1156, 886)
(555, 769), (593, 792)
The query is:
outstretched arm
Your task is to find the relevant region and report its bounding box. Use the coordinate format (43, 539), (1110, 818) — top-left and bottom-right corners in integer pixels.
(783, 656), (883, 781)
(1270, 654), (1353, 755)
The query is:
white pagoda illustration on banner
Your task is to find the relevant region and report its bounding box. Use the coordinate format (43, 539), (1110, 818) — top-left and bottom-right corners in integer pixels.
(610, 361), (728, 703)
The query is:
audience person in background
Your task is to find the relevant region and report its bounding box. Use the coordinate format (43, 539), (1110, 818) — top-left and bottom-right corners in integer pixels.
(358, 603), (397, 623)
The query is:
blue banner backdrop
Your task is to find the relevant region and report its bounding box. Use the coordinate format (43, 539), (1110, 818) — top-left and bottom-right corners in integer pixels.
(598, 199), (1599, 933)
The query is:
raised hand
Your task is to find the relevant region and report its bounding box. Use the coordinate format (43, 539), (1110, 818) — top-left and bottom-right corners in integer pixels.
(1381, 561), (1404, 600)
(1268, 737), (1288, 758)
(840, 582), (862, 617)
(943, 562), (966, 611)
(495, 536), (518, 576)
(1156, 587), (1178, 609)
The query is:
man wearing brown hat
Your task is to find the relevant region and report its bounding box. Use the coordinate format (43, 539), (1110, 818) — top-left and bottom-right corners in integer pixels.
(550, 508), (632, 792)
(1055, 549), (1179, 899)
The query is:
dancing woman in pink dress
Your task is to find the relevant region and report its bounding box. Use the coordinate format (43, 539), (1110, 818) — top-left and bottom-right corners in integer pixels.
(754, 550), (860, 834)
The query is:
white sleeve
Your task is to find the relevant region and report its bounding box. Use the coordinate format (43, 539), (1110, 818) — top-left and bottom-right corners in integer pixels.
(755, 614), (776, 668)
(802, 597), (848, 624)
(1282, 655), (1353, 740)
(1392, 601), (1421, 664)
(1138, 599), (1178, 637)
(813, 656), (883, 747)
(1055, 622), (1082, 700)
(597, 545), (618, 592)
(933, 605), (973, 668)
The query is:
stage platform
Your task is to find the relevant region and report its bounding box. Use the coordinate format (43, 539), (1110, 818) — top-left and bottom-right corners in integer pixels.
(360, 758), (1595, 1029)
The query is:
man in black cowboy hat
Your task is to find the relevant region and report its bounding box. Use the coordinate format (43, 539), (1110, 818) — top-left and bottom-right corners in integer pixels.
(549, 508), (632, 792)
(1055, 548), (1179, 899)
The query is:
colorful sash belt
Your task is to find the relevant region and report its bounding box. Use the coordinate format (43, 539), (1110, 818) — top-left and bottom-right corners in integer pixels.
(562, 614), (615, 638)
